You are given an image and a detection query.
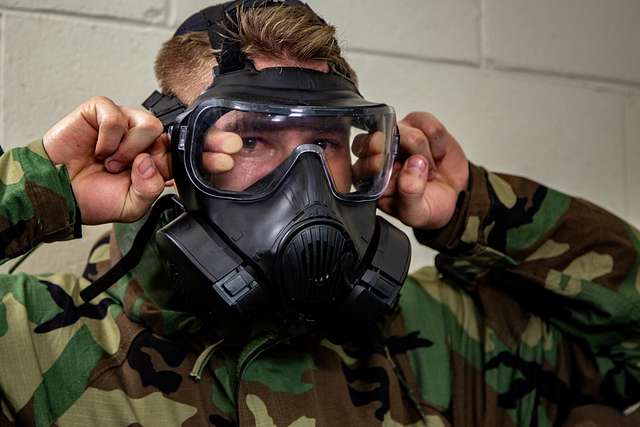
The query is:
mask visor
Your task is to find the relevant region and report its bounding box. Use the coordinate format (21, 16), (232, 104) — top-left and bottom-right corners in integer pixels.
(188, 104), (398, 201)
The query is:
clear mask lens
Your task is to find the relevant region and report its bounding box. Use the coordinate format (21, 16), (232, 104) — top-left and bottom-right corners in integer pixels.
(189, 106), (396, 200)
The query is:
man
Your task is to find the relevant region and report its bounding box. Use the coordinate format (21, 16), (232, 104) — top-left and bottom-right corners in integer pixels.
(0, 1), (638, 426)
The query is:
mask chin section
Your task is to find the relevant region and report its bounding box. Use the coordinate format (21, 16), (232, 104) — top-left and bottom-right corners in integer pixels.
(275, 218), (358, 334)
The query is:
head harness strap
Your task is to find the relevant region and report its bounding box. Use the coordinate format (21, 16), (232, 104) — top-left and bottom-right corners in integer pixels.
(144, 0), (316, 123)
(142, 90), (188, 128)
(201, 0), (311, 75)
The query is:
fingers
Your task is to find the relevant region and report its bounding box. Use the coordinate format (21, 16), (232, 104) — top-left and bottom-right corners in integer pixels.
(203, 153), (235, 173)
(397, 123), (436, 171)
(399, 112), (449, 163)
(103, 106), (164, 173)
(84, 96), (129, 161)
(79, 97), (166, 175)
(378, 112), (469, 230)
(204, 128), (243, 153)
(46, 96), (174, 225)
(123, 153), (166, 222)
(401, 112), (469, 193)
(352, 155), (385, 181)
(201, 129), (243, 174)
(379, 154), (431, 227)
(351, 131), (385, 157)
(147, 133), (172, 180)
(381, 161), (402, 198)
(351, 131), (386, 180)
(397, 155), (429, 205)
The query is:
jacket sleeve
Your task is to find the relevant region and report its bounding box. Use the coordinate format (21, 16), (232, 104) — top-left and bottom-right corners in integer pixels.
(416, 163), (640, 407)
(0, 140), (80, 265)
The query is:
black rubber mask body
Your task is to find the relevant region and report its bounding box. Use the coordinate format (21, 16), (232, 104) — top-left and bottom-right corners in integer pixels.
(150, 65), (412, 346)
(158, 137), (411, 345)
(198, 147), (375, 313)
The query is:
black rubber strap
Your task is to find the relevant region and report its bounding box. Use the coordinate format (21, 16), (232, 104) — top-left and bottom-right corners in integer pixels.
(142, 90), (188, 128)
(79, 195), (183, 302)
(203, 0), (310, 75)
(200, 3), (229, 53)
(174, 2), (231, 37)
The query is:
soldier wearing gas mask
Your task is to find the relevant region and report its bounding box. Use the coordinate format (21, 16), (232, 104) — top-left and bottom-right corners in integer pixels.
(0, 1), (638, 426)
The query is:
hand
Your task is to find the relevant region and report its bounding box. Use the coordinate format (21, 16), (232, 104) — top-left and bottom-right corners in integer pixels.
(377, 112), (469, 230)
(43, 96), (170, 224)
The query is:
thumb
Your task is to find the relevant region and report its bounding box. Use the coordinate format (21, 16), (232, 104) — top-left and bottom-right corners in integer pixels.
(396, 155), (431, 228)
(122, 153), (164, 222)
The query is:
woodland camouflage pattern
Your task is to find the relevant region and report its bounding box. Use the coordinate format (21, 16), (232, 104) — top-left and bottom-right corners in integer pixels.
(0, 139), (639, 426)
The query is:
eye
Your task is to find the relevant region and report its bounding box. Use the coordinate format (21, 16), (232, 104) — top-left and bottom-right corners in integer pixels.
(314, 139), (332, 150)
(243, 137), (258, 152)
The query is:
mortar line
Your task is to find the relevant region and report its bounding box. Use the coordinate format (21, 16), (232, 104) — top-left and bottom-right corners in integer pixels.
(0, 5), (172, 30)
(347, 46), (640, 95)
(490, 63), (640, 91)
(344, 46), (480, 69)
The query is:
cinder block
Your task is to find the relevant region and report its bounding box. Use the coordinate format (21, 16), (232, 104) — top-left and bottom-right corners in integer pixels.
(0, 0), (169, 24)
(626, 96), (640, 228)
(485, 0), (640, 84)
(3, 13), (171, 149)
(346, 52), (628, 267)
(172, 0), (480, 64)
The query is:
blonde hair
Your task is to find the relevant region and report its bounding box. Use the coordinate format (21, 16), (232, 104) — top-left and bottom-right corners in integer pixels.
(155, 5), (357, 101)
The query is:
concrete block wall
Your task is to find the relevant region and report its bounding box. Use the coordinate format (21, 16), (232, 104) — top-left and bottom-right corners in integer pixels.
(0, 0), (638, 276)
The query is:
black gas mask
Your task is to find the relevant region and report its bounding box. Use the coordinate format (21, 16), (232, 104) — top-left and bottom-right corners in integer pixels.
(81, 0), (411, 346)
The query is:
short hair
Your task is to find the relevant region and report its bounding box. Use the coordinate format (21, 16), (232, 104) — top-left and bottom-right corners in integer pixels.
(154, 4), (357, 101)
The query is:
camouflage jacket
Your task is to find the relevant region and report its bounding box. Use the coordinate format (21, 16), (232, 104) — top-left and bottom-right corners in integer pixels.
(0, 140), (639, 427)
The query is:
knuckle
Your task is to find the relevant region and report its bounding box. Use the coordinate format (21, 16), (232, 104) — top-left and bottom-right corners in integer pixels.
(88, 95), (111, 105)
(404, 128), (427, 147)
(404, 111), (432, 124)
(426, 122), (446, 141)
(399, 182), (423, 197)
(404, 111), (446, 141)
(405, 111), (426, 120)
(143, 116), (164, 136)
(398, 175), (425, 197)
(101, 114), (127, 131)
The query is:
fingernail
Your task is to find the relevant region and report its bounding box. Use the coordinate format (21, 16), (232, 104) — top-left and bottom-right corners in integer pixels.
(406, 157), (426, 174)
(107, 159), (125, 173)
(139, 156), (155, 178)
